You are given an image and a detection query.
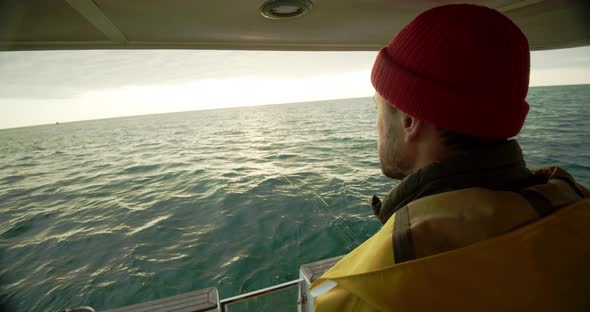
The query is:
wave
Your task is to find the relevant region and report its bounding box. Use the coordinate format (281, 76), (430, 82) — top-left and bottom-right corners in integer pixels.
(0, 175), (26, 184)
(121, 164), (162, 174)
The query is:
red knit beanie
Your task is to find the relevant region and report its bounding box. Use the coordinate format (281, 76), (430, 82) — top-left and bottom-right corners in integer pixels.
(371, 4), (530, 139)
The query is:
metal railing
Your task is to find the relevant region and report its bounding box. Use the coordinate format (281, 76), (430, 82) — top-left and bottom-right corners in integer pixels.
(219, 278), (305, 312)
(61, 278), (308, 312)
(63, 307), (96, 312)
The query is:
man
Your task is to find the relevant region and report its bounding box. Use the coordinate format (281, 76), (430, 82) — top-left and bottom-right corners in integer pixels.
(309, 4), (590, 311)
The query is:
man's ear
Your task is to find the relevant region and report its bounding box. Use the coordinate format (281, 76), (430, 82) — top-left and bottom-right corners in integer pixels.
(401, 113), (422, 143)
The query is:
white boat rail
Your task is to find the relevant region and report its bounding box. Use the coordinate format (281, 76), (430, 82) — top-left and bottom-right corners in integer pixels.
(219, 278), (306, 312)
(62, 255), (343, 312)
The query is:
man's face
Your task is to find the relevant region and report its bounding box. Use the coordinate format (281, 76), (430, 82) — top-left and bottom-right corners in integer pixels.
(375, 93), (411, 180)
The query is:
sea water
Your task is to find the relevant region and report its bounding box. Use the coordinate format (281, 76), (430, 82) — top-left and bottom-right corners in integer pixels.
(1, 84), (589, 311)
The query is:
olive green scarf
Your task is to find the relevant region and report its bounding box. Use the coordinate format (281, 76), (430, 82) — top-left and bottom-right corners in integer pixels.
(372, 140), (544, 224)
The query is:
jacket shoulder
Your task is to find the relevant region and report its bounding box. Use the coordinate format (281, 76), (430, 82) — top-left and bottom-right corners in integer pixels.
(408, 187), (537, 258)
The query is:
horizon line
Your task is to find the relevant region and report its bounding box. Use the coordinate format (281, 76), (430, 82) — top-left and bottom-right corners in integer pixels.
(0, 95), (370, 131)
(1, 83), (588, 131)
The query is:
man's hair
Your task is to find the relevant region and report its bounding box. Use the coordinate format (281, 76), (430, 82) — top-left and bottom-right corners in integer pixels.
(436, 127), (506, 151)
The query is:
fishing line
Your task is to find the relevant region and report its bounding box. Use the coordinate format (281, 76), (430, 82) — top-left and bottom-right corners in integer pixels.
(277, 168), (362, 250)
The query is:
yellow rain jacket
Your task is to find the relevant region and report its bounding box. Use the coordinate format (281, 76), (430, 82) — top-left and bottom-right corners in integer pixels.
(311, 142), (590, 311)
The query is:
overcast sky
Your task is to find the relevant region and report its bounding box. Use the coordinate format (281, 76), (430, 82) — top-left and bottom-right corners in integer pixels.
(1, 46), (589, 130)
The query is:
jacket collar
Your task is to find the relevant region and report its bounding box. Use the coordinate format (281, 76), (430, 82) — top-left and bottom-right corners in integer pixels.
(373, 140), (537, 223)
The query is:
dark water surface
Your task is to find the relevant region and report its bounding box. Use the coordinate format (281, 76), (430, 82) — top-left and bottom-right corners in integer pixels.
(1, 84), (589, 311)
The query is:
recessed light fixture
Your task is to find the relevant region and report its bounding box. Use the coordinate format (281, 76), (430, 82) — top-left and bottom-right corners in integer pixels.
(260, 0), (313, 20)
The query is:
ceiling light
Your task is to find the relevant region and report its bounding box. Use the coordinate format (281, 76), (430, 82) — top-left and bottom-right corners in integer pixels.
(260, 0), (313, 20)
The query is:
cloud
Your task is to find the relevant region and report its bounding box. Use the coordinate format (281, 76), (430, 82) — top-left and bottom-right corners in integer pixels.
(0, 71), (375, 129)
(531, 46), (590, 69)
(0, 50), (377, 99)
(1, 46), (587, 101)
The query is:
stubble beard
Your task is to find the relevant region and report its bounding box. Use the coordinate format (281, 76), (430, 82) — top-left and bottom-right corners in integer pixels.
(379, 135), (409, 180)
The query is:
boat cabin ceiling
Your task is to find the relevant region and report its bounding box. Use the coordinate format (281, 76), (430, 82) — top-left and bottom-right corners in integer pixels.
(0, 0), (588, 51)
